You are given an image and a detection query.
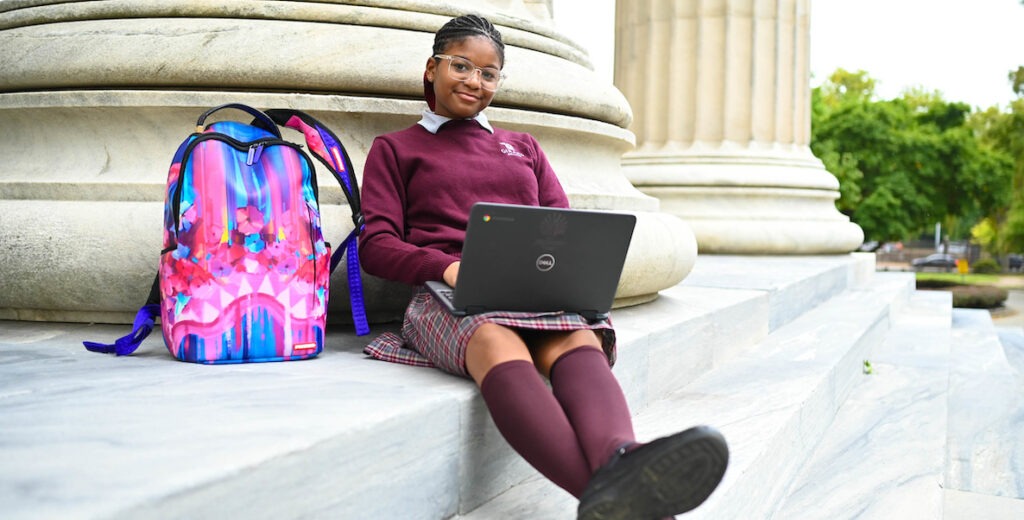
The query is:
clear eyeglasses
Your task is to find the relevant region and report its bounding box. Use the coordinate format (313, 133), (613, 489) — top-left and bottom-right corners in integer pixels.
(433, 54), (505, 91)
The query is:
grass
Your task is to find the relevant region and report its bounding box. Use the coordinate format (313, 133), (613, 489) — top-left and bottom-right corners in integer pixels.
(916, 272), (1024, 289)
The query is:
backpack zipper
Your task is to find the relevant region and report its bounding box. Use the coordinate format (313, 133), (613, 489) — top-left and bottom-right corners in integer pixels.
(172, 132), (321, 231)
(246, 142), (264, 165)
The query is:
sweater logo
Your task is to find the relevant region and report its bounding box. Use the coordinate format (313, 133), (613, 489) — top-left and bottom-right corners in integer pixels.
(499, 142), (525, 157)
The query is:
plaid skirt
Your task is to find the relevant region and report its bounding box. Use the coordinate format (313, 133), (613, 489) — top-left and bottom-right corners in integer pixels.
(364, 287), (617, 378)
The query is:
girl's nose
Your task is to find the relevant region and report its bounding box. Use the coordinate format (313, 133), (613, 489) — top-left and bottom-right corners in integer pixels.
(463, 69), (483, 88)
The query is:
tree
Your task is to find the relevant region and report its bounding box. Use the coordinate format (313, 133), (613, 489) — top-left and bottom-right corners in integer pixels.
(812, 70), (1014, 243)
(1010, 66), (1024, 97)
(817, 68), (876, 109)
(971, 96), (1024, 253)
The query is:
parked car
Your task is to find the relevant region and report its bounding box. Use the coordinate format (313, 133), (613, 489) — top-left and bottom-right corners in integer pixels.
(1009, 254), (1023, 272)
(911, 253), (957, 271)
(858, 241), (880, 252)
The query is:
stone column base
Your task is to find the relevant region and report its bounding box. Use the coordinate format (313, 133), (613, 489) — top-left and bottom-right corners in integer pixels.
(626, 148), (864, 255)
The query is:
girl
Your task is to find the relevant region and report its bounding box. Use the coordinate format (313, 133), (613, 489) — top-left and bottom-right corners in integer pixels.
(358, 14), (728, 520)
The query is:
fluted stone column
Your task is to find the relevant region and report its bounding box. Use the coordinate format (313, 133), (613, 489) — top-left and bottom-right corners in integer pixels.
(0, 0), (697, 324)
(616, 0), (863, 254)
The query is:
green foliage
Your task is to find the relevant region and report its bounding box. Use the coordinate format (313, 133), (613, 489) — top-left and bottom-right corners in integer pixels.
(971, 258), (1001, 274)
(812, 69), (1017, 243)
(1011, 66), (1024, 96)
(969, 97), (1024, 253)
(1003, 199), (1024, 251)
(817, 68), (876, 107)
(916, 272), (1010, 287)
(972, 218), (999, 250)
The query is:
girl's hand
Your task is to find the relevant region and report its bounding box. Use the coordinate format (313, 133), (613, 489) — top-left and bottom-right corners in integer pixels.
(443, 261), (460, 287)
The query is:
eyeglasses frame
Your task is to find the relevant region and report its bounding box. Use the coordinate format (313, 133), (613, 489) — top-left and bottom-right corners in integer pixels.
(432, 54), (505, 91)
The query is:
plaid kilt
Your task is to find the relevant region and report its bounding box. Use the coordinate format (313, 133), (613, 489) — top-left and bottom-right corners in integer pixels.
(364, 287), (617, 378)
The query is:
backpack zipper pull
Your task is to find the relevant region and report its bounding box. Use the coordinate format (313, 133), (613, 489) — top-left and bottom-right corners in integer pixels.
(246, 143), (264, 165)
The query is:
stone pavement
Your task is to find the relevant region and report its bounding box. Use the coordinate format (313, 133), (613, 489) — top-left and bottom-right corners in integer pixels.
(993, 289), (1024, 328)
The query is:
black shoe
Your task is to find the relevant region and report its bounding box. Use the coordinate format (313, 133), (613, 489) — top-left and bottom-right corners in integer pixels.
(577, 425), (729, 520)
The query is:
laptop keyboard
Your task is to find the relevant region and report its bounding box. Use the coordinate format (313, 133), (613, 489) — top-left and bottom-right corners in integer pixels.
(436, 287), (455, 303)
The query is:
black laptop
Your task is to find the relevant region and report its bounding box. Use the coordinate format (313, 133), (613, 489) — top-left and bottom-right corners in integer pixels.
(425, 202), (636, 321)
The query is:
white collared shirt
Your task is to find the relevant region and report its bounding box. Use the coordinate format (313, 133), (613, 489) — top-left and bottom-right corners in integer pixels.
(417, 110), (495, 135)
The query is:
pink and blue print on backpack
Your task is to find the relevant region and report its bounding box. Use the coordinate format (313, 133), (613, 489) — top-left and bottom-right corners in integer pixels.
(84, 104), (369, 364)
(160, 119), (329, 363)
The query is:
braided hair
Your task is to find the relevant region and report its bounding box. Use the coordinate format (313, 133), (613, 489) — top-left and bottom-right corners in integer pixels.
(432, 14), (505, 67)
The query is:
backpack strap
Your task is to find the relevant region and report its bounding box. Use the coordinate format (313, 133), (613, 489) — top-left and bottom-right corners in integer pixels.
(264, 109), (369, 336)
(263, 109), (362, 228)
(82, 275), (160, 355)
(197, 103), (282, 138)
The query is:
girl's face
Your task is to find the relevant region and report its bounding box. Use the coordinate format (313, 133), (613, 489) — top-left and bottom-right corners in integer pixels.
(425, 36), (502, 119)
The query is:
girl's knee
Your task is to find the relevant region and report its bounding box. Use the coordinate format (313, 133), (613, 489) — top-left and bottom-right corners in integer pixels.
(533, 331), (603, 377)
(466, 324), (532, 385)
(469, 323), (517, 345)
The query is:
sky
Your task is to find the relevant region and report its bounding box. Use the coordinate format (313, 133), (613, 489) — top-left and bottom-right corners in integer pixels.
(552, 0), (1024, 110)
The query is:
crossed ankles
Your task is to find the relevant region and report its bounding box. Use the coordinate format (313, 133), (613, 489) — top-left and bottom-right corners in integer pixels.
(576, 425), (729, 520)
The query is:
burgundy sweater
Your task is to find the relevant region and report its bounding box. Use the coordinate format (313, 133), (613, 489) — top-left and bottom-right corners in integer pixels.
(358, 118), (569, 286)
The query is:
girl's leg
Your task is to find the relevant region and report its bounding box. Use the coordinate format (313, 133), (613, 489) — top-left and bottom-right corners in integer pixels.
(532, 331), (636, 472)
(533, 333), (729, 520)
(467, 323), (591, 497)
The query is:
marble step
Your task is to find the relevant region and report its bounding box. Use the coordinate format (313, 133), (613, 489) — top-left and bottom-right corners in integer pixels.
(457, 272), (916, 519)
(0, 255), (879, 520)
(945, 309), (1024, 502)
(944, 314), (1024, 519)
(680, 272), (915, 519)
(0, 322), (481, 520)
(773, 290), (953, 519)
(447, 255), (880, 517)
(611, 253), (879, 408)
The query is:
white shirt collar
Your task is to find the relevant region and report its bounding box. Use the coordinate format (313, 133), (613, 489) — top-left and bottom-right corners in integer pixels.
(417, 110), (494, 134)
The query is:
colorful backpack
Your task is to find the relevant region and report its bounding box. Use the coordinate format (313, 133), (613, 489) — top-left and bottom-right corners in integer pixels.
(84, 103), (369, 363)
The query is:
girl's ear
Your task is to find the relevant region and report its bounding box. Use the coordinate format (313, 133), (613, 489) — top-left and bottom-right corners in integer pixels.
(425, 57), (438, 82)
(423, 70), (437, 111)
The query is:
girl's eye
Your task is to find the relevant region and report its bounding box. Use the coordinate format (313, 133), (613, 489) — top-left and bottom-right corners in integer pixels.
(452, 62), (471, 73)
(481, 71), (498, 82)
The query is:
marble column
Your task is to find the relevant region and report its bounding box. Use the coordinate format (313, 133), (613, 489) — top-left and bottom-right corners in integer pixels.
(0, 0), (696, 324)
(616, 0), (863, 254)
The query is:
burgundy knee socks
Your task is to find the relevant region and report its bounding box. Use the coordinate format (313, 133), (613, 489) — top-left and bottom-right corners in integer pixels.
(549, 347), (637, 472)
(479, 359), (591, 497)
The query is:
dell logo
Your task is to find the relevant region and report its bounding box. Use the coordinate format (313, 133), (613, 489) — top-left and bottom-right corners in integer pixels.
(536, 254), (555, 272)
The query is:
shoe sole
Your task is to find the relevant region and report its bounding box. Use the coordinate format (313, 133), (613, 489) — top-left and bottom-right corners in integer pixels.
(577, 426), (729, 520)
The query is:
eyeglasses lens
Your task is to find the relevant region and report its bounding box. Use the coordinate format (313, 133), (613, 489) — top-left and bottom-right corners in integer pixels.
(445, 56), (502, 91)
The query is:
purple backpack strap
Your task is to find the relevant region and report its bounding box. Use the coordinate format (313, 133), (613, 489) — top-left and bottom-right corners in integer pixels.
(82, 276), (160, 355)
(265, 109), (369, 336)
